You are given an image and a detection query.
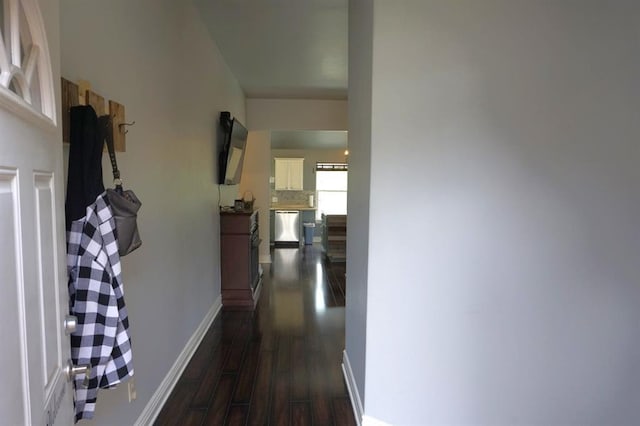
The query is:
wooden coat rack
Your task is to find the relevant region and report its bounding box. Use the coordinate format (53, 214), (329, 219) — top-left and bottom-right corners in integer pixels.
(61, 78), (131, 152)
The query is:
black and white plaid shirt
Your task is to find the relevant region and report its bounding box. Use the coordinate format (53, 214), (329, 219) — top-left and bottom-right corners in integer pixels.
(67, 192), (134, 422)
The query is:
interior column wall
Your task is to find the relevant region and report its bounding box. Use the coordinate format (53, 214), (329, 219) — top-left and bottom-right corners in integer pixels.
(364, 0), (640, 424)
(345, 0), (374, 414)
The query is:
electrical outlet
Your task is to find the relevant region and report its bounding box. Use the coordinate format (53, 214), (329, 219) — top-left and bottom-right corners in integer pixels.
(271, 196), (278, 203)
(128, 378), (137, 402)
(269, 176), (275, 184)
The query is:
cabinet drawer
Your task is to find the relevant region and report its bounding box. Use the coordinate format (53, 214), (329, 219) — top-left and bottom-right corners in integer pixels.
(221, 210), (258, 234)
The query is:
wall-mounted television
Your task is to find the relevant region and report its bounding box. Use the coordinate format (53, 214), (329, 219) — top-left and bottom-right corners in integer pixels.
(218, 111), (248, 185)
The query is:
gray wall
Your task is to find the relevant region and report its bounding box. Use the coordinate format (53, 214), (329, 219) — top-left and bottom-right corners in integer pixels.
(60, 1), (245, 424)
(352, 0), (640, 424)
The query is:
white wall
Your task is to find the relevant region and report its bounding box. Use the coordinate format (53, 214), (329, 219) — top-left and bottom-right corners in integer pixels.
(355, 1), (640, 424)
(246, 98), (348, 131)
(60, 1), (245, 424)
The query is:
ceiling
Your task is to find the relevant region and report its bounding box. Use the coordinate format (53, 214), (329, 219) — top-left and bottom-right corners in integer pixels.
(194, 0), (348, 150)
(194, 0), (348, 100)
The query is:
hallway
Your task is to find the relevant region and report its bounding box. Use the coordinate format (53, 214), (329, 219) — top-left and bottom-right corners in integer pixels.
(155, 245), (355, 425)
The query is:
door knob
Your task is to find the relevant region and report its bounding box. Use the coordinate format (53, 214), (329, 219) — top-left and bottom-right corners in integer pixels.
(64, 359), (91, 387)
(64, 315), (78, 334)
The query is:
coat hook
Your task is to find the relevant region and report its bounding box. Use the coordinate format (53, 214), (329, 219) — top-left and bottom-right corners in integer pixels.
(118, 121), (136, 134)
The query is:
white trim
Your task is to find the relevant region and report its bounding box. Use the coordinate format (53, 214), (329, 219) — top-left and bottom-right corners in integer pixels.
(3, 168), (32, 425)
(342, 350), (364, 426)
(0, 0), (56, 131)
(134, 297), (222, 426)
(0, 88), (55, 130)
(362, 415), (393, 426)
(259, 254), (272, 264)
(18, 0), (57, 122)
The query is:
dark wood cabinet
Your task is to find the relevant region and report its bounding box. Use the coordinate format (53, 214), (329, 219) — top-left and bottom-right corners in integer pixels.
(220, 209), (262, 309)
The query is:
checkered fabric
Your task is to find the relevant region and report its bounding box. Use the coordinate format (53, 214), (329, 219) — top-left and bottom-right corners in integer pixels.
(67, 192), (134, 422)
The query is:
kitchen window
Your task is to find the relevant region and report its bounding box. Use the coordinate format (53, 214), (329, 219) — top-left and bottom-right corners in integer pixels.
(315, 162), (348, 221)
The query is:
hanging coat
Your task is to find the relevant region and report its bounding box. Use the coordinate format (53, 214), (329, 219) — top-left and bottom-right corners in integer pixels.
(65, 105), (106, 229)
(65, 105), (134, 422)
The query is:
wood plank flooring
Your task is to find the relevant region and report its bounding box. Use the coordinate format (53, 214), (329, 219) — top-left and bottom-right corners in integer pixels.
(155, 245), (354, 426)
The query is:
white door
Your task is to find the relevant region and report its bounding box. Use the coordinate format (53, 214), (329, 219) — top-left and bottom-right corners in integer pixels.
(0, 0), (74, 424)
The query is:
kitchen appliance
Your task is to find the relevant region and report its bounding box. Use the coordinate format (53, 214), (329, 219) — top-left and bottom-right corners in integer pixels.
(275, 210), (300, 243)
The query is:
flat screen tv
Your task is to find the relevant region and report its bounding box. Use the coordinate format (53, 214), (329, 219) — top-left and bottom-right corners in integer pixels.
(218, 111), (248, 185)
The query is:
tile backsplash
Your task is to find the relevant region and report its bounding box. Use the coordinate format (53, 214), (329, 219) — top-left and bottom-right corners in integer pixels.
(271, 190), (316, 205)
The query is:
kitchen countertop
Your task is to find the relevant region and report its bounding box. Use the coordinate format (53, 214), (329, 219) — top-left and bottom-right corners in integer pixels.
(270, 205), (317, 211)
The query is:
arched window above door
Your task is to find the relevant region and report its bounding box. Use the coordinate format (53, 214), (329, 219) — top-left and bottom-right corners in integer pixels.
(0, 0), (55, 124)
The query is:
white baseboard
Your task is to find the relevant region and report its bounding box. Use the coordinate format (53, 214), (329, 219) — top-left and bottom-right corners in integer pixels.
(362, 415), (393, 426)
(259, 254), (272, 263)
(134, 296), (222, 426)
(342, 350), (364, 426)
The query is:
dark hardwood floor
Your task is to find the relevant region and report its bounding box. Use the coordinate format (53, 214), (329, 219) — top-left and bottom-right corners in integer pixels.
(155, 245), (355, 426)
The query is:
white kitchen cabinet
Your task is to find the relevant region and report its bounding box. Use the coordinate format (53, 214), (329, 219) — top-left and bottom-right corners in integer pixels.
(275, 158), (304, 190)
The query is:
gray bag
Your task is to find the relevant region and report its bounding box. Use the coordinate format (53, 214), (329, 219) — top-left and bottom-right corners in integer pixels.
(103, 116), (142, 256)
(106, 188), (142, 256)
